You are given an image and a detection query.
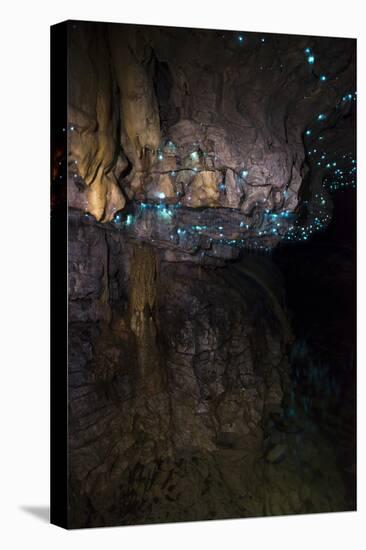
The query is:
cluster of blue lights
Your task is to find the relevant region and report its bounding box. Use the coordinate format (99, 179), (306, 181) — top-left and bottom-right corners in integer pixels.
(110, 194), (332, 251)
(303, 46), (331, 82)
(105, 72), (356, 254)
(303, 47), (329, 82)
(220, 32), (270, 45)
(285, 93), (357, 246)
(283, 197), (332, 243)
(303, 89), (357, 196)
(323, 154), (356, 192)
(153, 139), (251, 186)
(341, 92), (357, 102)
(304, 47), (315, 65)
(305, 139), (356, 192)
(191, 224), (208, 231)
(113, 213), (134, 227)
(281, 86), (356, 244)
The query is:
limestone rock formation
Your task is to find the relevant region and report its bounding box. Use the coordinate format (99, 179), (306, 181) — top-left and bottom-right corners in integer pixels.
(65, 23), (356, 255)
(61, 22), (356, 528)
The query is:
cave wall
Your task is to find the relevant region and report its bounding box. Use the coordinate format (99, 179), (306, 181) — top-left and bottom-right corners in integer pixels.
(62, 21), (356, 527)
(67, 214), (348, 527)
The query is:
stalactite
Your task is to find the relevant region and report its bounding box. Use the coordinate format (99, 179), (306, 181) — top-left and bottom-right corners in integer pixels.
(128, 244), (164, 393)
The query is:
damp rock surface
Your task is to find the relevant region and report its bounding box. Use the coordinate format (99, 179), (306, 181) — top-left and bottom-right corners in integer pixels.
(67, 216), (352, 527)
(60, 22), (356, 257)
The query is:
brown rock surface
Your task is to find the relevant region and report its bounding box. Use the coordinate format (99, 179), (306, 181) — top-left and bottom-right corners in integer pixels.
(67, 214), (350, 527)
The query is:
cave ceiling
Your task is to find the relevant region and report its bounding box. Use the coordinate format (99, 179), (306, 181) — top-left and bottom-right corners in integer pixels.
(65, 22), (356, 260)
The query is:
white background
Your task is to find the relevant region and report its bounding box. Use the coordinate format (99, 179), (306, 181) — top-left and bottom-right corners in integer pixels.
(0, 0), (364, 548)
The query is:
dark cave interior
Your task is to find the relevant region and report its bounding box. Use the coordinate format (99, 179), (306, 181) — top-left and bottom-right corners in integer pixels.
(273, 187), (356, 507)
(52, 21), (356, 527)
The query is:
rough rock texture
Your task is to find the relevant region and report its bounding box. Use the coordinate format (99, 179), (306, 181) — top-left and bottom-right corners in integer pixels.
(67, 214), (350, 527)
(66, 22), (356, 255)
(62, 22), (356, 528)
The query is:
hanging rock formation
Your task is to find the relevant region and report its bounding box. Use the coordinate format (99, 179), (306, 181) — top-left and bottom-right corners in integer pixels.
(65, 22), (355, 256)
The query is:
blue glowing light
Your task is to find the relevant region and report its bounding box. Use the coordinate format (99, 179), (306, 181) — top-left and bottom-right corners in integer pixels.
(105, 128), (355, 250)
(307, 55), (315, 64)
(238, 35), (244, 42)
(304, 48), (311, 54)
(342, 92), (355, 102)
(320, 75), (327, 81)
(161, 210), (172, 219)
(157, 206), (172, 220)
(317, 113), (327, 121)
(165, 140), (177, 152)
